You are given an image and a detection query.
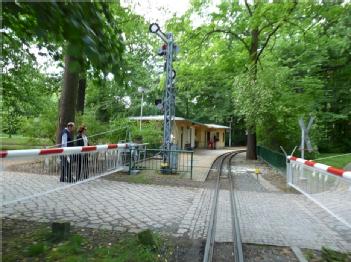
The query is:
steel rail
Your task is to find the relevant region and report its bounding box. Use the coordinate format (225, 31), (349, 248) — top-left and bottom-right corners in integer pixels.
(229, 153), (245, 262)
(203, 152), (231, 262)
(203, 150), (245, 262)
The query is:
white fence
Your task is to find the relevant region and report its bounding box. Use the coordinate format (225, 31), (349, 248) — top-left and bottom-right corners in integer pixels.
(287, 156), (351, 229)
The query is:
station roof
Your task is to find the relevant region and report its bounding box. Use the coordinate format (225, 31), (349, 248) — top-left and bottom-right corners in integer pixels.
(129, 115), (230, 129)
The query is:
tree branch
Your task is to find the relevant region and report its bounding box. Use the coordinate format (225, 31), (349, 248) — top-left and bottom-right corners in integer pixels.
(203, 29), (250, 51)
(255, 1), (298, 64)
(255, 24), (281, 64)
(258, 22), (274, 35)
(244, 0), (252, 16)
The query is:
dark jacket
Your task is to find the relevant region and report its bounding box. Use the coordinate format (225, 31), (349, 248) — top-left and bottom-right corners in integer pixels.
(76, 133), (85, 147)
(60, 128), (74, 147)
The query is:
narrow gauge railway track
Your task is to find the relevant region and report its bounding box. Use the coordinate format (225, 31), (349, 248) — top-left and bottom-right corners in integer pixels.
(203, 150), (246, 262)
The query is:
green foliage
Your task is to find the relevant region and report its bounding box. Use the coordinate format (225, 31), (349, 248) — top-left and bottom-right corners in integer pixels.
(26, 243), (46, 257)
(2, 30), (60, 137)
(21, 104), (58, 143)
(130, 122), (163, 148)
(46, 235), (87, 260)
(137, 229), (156, 248)
(169, 1), (351, 154)
(125, 173), (153, 184)
(3, 2), (125, 75)
(2, 1), (350, 155)
(75, 109), (110, 144)
(58, 235), (84, 255)
(46, 233), (162, 261)
(0, 135), (52, 150)
(321, 246), (351, 262)
(101, 234), (164, 262)
(4, 223), (171, 262)
(304, 249), (315, 261)
(72, 114), (163, 148)
(313, 153), (351, 169)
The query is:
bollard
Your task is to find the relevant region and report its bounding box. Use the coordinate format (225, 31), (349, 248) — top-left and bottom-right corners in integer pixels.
(255, 168), (260, 180)
(52, 222), (70, 241)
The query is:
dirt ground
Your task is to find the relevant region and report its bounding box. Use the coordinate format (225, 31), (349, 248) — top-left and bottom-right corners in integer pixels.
(259, 164), (298, 193)
(103, 169), (212, 188)
(243, 244), (299, 262)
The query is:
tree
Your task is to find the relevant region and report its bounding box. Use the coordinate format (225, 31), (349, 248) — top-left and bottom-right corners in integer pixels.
(168, 1), (350, 155)
(3, 2), (125, 142)
(168, 1), (298, 158)
(2, 30), (60, 137)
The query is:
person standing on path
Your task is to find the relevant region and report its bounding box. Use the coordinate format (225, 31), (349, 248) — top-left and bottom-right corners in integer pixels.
(76, 125), (89, 181)
(60, 122), (75, 183)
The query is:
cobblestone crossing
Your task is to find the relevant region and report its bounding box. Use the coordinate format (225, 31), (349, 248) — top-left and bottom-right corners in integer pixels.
(2, 168), (351, 252)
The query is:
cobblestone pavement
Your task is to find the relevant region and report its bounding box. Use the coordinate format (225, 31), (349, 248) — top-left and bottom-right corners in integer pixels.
(2, 152), (351, 252)
(215, 189), (232, 242)
(235, 190), (351, 251)
(212, 152), (351, 252)
(2, 172), (212, 236)
(309, 187), (351, 227)
(211, 179), (351, 251)
(2, 172), (61, 203)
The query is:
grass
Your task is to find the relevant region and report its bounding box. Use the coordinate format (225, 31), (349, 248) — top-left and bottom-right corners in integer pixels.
(322, 247), (351, 262)
(127, 172), (154, 184)
(312, 153), (351, 169)
(303, 247), (351, 262)
(321, 247), (351, 262)
(3, 223), (172, 262)
(0, 134), (52, 150)
(26, 243), (47, 256)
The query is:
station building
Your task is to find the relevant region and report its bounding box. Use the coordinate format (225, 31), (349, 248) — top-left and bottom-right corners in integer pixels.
(129, 115), (229, 149)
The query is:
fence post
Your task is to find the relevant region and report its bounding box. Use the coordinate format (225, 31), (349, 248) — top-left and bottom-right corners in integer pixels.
(190, 151), (193, 180)
(286, 158), (292, 186)
(128, 147), (132, 176)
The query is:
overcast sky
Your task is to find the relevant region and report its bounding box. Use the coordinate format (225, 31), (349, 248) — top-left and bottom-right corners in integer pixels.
(121, 0), (190, 26)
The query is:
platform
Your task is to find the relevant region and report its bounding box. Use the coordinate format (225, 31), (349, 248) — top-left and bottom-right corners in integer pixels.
(190, 147), (245, 182)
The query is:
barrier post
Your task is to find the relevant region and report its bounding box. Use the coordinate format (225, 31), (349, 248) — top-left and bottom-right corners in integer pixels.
(190, 151), (193, 180)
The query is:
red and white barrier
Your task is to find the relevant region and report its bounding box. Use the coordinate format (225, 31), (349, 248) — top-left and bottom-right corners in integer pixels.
(0, 143), (129, 159)
(288, 156), (351, 181)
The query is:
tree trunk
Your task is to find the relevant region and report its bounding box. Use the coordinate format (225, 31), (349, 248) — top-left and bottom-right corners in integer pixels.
(246, 28), (259, 160)
(76, 78), (86, 114)
(249, 28), (259, 74)
(96, 78), (110, 123)
(56, 55), (79, 144)
(246, 132), (257, 160)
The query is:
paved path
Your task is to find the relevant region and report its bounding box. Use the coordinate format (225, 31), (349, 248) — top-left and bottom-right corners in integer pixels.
(2, 172), (61, 203)
(236, 190), (350, 251)
(2, 172), (212, 236)
(191, 148), (243, 181)
(229, 153), (351, 251)
(2, 151), (351, 252)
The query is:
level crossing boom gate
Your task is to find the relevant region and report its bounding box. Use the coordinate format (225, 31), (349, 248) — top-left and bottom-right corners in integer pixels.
(287, 156), (351, 229)
(1, 143), (196, 206)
